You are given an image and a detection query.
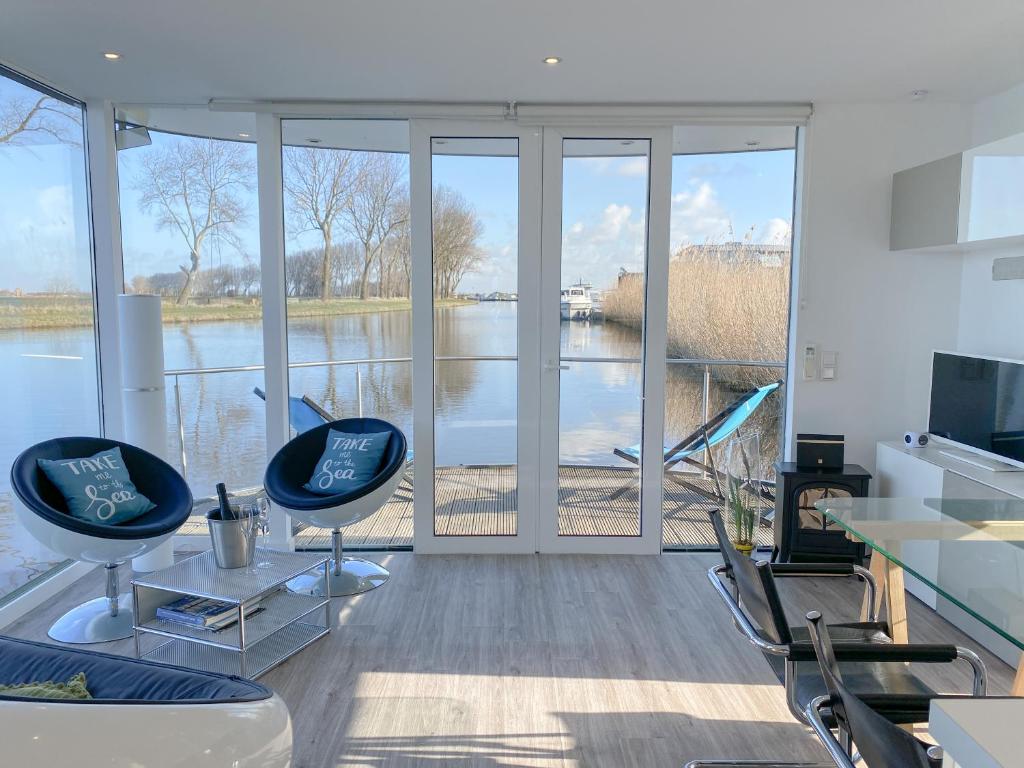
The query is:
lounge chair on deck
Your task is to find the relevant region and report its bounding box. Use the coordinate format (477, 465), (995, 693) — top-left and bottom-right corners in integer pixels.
(252, 387), (414, 493)
(610, 380), (781, 512)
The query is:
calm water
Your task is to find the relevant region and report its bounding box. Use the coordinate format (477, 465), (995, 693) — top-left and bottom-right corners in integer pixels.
(0, 303), (779, 499)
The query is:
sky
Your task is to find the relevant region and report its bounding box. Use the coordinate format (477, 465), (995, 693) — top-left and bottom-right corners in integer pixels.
(2, 69), (797, 295)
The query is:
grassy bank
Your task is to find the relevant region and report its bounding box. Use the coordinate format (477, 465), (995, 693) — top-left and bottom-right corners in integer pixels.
(602, 246), (790, 390)
(0, 296), (475, 330)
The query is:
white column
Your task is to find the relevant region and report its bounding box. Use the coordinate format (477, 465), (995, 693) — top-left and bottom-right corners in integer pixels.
(255, 113), (294, 550)
(121, 295), (174, 571)
(85, 100), (125, 440)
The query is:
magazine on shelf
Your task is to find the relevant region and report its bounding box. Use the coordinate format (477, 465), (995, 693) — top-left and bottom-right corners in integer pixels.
(156, 595), (265, 631)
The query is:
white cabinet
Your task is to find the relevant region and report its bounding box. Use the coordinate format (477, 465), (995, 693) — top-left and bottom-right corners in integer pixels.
(890, 131), (1024, 251)
(876, 443), (943, 608)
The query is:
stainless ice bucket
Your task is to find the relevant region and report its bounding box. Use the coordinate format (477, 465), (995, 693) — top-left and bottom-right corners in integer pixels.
(207, 507), (258, 569)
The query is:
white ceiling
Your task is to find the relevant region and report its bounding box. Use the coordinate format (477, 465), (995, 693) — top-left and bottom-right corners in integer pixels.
(3, 0), (1023, 107)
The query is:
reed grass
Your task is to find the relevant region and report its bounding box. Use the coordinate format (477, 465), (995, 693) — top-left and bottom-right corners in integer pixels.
(603, 244), (791, 390)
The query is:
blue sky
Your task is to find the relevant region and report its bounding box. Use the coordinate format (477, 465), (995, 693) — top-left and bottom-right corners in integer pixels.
(2, 69), (797, 294)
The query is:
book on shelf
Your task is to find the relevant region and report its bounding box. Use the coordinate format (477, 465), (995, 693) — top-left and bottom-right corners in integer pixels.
(156, 595), (264, 631)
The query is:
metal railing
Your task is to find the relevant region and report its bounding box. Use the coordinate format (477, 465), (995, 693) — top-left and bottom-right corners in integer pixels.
(164, 355), (786, 481)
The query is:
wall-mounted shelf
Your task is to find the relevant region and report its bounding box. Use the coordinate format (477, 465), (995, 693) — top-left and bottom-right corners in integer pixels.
(891, 132), (1024, 252)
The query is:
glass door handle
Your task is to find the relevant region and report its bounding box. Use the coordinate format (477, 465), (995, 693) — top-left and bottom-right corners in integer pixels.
(544, 362), (570, 371)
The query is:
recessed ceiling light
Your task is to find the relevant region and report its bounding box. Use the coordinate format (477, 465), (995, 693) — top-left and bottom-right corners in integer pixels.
(237, 132), (250, 139)
(307, 138), (322, 144)
(102, 52), (122, 61)
(543, 56), (562, 65)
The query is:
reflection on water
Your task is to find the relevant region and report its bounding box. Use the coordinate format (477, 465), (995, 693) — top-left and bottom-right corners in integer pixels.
(0, 303), (782, 497)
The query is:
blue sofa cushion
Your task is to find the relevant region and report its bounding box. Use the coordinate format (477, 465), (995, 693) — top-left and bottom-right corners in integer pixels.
(10, 437), (192, 541)
(0, 635), (270, 704)
(303, 429), (391, 495)
(37, 447), (155, 525)
(265, 418), (407, 512)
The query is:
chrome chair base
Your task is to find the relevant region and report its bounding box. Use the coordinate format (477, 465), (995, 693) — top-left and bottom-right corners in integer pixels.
(287, 557), (389, 597)
(48, 594), (135, 644)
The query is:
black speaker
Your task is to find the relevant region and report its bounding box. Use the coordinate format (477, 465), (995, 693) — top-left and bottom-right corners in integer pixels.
(795, 433), (845, 471)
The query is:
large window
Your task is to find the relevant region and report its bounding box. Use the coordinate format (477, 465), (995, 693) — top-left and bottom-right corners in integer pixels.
(119, 120), (263, 503)
(281, 119), (413, 549)
(0, 68), (98, 599)
(654, 127), (797, 549)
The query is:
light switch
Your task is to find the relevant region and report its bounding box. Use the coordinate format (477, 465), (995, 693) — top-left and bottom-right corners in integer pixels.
(821, 351), (838, 381)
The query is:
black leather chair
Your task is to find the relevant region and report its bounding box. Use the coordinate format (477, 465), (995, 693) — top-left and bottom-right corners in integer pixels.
(264, 418), (407, 596)
(803, 612), (945, 768)
(690, 509), (986, 768)
(10, 437), (192, 643)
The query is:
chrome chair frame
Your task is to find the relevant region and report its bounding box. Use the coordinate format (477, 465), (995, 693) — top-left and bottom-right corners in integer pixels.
(707, 562), (879, 726)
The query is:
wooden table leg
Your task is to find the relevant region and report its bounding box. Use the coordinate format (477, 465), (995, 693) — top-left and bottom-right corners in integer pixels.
(1013, 654), (1024, 697)
(861, 547), (888, 622)
(860, 548), (909, 643)
(884, 559), (909, 644)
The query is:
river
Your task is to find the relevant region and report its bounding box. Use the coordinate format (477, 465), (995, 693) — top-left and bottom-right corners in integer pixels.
(1, 301), (781, 498)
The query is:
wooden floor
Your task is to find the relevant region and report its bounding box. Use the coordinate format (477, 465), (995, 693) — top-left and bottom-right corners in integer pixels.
(5, 552), (1016, 768)
(179, 467), (773, 550)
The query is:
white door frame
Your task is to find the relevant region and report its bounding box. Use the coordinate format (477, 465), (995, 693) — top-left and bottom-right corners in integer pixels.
(536, 126), (672, 554)
(409, 120), (543, 554)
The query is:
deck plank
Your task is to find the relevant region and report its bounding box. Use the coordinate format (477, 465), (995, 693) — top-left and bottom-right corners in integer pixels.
(177, 466), (772, 551)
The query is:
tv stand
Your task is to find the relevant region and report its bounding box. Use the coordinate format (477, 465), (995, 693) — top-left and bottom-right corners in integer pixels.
(938, 447), (1024, 473)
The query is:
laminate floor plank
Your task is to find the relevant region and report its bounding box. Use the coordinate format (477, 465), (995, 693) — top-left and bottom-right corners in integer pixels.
(5, 551), (1016, 767)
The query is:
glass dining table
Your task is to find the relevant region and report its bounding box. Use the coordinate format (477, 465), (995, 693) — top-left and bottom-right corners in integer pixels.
(814, 496), (1024, 696)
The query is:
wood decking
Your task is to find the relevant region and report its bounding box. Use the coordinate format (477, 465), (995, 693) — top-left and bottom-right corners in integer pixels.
(178, 465), (773, 550)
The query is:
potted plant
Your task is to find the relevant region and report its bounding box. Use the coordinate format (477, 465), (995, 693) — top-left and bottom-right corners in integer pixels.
(724, 432), (762, 555)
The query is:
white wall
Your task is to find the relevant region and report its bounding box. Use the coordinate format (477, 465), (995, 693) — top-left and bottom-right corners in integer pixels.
(956, 82), (1024, 359)
(790, 102), (972, 473)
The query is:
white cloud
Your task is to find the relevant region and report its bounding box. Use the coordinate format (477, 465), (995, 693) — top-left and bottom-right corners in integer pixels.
(756, 217), (791, 244)
(669, 181), (732, 250)
(617, 157), (649, 177)
(561, 202), (647, 290)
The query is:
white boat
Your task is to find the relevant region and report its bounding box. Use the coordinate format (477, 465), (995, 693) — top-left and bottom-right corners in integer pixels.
(560, 282), (593, 321)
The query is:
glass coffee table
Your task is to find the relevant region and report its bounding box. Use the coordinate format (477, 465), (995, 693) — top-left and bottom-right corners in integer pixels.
(132, 549), (330, 679)
(816, 496), (1024, 696)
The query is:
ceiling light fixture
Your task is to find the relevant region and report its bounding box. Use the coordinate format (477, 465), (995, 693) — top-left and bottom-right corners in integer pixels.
(102, 51), (122, 61)
(543, 56), (562, 65)
(238, 133), (250, 139)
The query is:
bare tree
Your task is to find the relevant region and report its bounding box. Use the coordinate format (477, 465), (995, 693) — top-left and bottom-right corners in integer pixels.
(134, 138), (253, 304)
(341, 153), (408, 300)
(0, 94), (81, 147)
(283, 146), (360, 301)
(432, 185), (484, 299)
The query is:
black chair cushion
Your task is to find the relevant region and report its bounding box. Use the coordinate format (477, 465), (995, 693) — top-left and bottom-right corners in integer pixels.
(264, 418), (407, 511)
(0, 635), (269, 704)
(10, 437), (193, 541)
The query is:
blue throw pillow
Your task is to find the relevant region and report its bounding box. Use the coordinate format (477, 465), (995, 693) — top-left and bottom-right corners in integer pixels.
(37, 447), (156, 525)
(304, 429), (392, 495)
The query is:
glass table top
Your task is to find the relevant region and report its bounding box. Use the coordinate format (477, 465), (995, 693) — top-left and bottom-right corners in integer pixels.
(815, 497), (1024, 651)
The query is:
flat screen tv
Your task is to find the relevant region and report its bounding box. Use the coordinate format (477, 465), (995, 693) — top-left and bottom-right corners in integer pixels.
(929, 351), (1024, 469)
